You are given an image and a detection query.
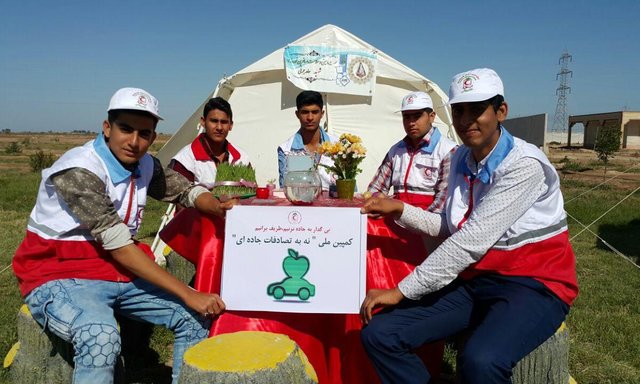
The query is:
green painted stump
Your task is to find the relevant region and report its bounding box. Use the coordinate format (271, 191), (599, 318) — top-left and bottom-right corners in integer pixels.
(178, 331), (318, 384)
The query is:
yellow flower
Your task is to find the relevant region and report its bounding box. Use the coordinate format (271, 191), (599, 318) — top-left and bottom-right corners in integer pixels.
(318, 133), (367, 180)
(350, 142), (366, 156)
(341, 133), (359, 143)
(318, 141), (332, 153)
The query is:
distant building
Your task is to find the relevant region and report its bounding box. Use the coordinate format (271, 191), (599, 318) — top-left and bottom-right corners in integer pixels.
(504, 113), (547, 151)
(568, 111), (640, 149)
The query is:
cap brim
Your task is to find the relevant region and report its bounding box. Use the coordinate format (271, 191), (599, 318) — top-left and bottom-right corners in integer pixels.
(150, 112), (164, 121)
(108, 105), (164, 120)
(401, 106), (433, 112)
(447, 92), (500, 105)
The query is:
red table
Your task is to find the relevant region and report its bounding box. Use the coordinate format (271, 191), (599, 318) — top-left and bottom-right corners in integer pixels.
(160, 196), (443, 384)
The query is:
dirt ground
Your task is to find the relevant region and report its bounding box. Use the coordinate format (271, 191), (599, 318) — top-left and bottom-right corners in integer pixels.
(547, 144), (640, 190)
(1, 133), (639, 189)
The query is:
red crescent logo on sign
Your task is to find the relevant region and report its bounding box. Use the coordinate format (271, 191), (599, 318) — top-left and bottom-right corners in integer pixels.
(288, 211), (302, 224)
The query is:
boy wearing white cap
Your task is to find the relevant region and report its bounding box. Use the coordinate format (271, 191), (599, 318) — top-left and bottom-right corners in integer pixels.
(360, 69), (578, 383)
(367, 91), (457, 209)
(13, 87), (234, 384)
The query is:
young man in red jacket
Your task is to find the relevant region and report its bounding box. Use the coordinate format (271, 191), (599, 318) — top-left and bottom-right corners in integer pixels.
(13, 87), (233, 384)
(360, 69), (578, 384)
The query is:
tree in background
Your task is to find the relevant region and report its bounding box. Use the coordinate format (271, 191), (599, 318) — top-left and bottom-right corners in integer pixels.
(29, 150), (56, 172)
(594, 125), (621, 179)
(4, 142), (22, 154)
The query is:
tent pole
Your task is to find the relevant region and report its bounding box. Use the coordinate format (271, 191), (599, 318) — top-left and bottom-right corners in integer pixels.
(323, 93), (331, 134)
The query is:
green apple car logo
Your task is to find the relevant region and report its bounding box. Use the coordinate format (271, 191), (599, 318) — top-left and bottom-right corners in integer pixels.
(267, 248), (316, 301)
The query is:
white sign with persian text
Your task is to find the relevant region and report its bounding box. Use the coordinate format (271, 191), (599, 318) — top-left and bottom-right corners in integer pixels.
(284, 45), (377, 96)
(221, 205), (367, 314)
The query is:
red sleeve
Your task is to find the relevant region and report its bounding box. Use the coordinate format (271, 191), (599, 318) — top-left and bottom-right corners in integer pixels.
(170, 160), (195, 183)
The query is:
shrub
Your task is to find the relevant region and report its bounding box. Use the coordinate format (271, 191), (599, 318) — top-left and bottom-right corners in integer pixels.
(561, 159), (590, 172)
(559, 156), (571, 164)
(594, 125), (621, 178)
(4, 142), (22, 154)
(29, 150), (56, 172)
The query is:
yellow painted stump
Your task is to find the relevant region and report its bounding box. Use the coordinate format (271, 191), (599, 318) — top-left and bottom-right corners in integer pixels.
(456, 322), (574, 384)
(165, 250), (196, 286)
(7, 304), (74, 384)
(178, 331), (318, 384)
(5, 305), (137, 384)
(511, 323), (571, 383)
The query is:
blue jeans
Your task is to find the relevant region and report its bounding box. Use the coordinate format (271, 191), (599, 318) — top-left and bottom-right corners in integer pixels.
(361, 275), (569, 384)
(25, 278), (211, 384)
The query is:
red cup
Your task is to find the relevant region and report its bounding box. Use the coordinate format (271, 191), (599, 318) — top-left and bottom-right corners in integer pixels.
(256, 187), (269, 199)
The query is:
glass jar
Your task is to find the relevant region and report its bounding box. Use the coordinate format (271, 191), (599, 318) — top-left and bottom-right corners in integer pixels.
(283, 169), (322, 206)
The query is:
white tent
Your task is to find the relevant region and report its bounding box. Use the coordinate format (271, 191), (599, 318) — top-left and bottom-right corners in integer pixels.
(156, 24), (458, 191)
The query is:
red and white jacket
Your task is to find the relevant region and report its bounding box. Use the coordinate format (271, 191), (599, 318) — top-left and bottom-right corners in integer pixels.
(13, 139), (154, 297)
(449, 137), (578, 305)
(172, 134), (250, 189)
(368, 128), (456, 209)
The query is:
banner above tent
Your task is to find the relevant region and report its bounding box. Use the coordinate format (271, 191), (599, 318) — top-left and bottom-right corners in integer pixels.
(284, 45), (377, 96)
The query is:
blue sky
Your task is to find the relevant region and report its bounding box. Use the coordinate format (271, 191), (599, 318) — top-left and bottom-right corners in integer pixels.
(1, 0), (638, 134)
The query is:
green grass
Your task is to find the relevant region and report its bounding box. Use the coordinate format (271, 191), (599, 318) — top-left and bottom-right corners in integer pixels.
(0, 171), (37, 383)
(211, 163), (256, 198)
(561, 180), (640, 383)
(0, 153), (639, 383)
(560, 159), (592, 172)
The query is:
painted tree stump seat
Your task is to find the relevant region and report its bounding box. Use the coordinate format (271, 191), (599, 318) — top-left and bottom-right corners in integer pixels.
(511, 323), (572, 384)
(455, 322), (576, 384)
(165, 250), (196, 286)
(5, 304), (76, 384)
(178, 331), (318, 384)
(4, 304), (156, 384)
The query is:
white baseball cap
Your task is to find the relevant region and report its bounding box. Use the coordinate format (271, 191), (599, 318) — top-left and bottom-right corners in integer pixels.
(448, 68), (504, 105)
(107, 87), (164, 120)
(400, 91), (433, 112)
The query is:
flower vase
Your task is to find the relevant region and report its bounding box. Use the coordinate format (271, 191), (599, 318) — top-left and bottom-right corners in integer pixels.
(336, 179), (356, 200)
